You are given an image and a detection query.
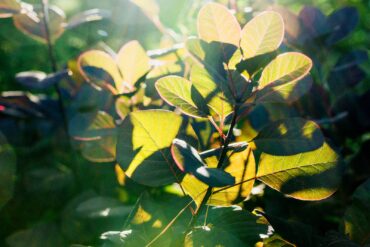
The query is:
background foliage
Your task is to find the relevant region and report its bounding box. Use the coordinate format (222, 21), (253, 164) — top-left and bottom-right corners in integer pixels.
(0, 0), (369, 246)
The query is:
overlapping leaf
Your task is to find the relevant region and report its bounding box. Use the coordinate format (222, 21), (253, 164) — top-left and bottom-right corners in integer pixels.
(155, 76), (209, 118)
(181, 147), (256, 206)
(13, 5), (66, 43)
(197, 2), (241, 46)
(258, 52), (312, 89)
(78, 41), (150, 94)
(253, 118), (324, 155)
(186, 206), (267, 247)
(116, 110), (188, 186)
(257, 142), (341, 200)
(171, 139), (235, 187)
(240, 11), (284, 59)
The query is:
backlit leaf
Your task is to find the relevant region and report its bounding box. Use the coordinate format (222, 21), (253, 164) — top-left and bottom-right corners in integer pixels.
(259, 52), (312, 89)
(13, 5), (66, 43)
(182, 147), (256, 206)
(171, 139), (235, 187)
(256, 75), (313, 103)
(116, 110), (185, 186)
(197, 3), (241, 46)
(117, 40), (151, 86)
(240, 11), (284, 59)
(253, 118), (324, 155)
(78, 50), (122, 93)
(155, 76), (209, 118)
(257, 142), (341, 200)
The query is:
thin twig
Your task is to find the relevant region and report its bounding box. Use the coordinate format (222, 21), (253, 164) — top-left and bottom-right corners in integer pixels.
(41, 0), (68, 132)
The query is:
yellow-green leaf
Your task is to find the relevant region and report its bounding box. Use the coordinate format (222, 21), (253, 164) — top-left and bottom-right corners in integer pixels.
(155, 76), (209, 118)
(116, 110), (185, 186)
(240, 11), (284, 59)
(171, 139), (235, 187)
(197, 3), (241, 46)
(117, 40), (150, 85)
(256, 75), (313, 103)
(182, 147), (256, 206)
(256, 142), (341, 200)
(78, 50), (122, 93)
(253, 118), (324, 155)
(259, 52), (312, 89)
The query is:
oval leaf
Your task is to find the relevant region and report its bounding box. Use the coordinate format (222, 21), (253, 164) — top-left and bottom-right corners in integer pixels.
(257, 142), (341, 200)
(13, 5), (65, 43)
(259, 52), (312, 89)
(253, 118), (324, 155)
(156, 76), (209, 118)
(182, 147), (256, 206)
(172, 139), (235, 187)
(78, 50), (122, 93)
(117, 40), (151, 86)
(116, 110), (185, 186)
(197, 3), (241, 46)
(240, 11), (284, 59)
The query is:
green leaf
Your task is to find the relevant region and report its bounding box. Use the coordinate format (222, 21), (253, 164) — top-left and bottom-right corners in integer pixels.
(75, 196), (132, 219)
(253, 118), (324, 155)
(197, 3), (241, 46)
(258, 52), (312, 89)
(256, 142), (341, 200)
(69, 111), (116, 140)
(240, 11), (284, 59)
(106, 192), (192, 247)
(186, 206), (267, 247)
(6, 223), (65, 247)
(80, 136), (117, 163)
(260, 211), (320, 247)
(155, 76), (209, 118)
(171, 139), (235, 187)
(182, 147), (256, 206)
(257, 75), (313, 103)
(342, 179), (370, 245)
(0, 132), (16, 209)
(117, 40), (151, 85)
(116, 110), (186, 186)
(13, 5), (66, 43)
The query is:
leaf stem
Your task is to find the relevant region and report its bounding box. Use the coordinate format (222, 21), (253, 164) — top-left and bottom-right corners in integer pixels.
(187, 105), (239, 230)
